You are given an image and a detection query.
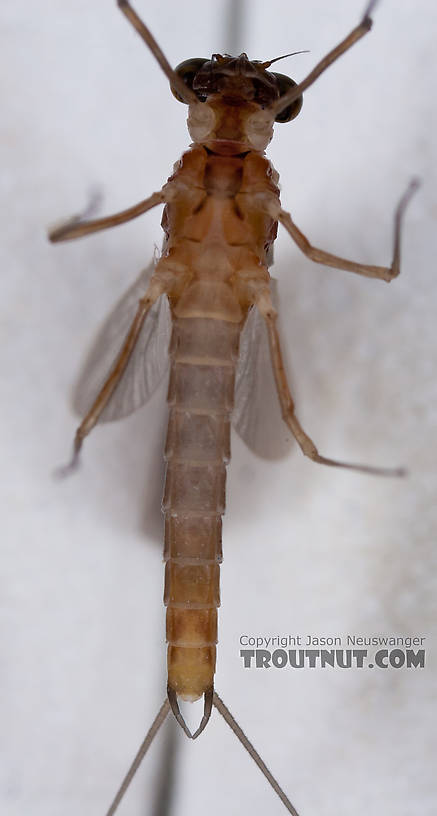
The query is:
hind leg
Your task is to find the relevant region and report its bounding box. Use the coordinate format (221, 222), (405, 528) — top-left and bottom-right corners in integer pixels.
(256, 289), (404, 477)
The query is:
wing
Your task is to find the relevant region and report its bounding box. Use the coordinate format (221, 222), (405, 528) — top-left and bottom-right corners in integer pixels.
(73, 262), (171, 422)
(232, 281), (293, 459)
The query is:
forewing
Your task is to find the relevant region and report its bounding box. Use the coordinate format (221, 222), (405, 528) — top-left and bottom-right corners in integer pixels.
(73, 262), (171, 422)
(233, 283), (292, 459)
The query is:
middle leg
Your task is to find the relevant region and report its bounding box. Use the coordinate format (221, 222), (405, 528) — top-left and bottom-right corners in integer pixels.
(276, 180), (418, 282)
(49, 189), (166, 243)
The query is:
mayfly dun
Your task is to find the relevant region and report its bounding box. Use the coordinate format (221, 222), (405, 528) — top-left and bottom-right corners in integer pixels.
(49, 0), (418, 812)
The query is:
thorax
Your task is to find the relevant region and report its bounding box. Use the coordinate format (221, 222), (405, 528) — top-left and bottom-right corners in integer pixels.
(161, 144), (280, 268)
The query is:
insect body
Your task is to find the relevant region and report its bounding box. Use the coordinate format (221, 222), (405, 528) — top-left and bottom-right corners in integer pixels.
(162, 117), (282, 715)
(49, 1), (417, 812)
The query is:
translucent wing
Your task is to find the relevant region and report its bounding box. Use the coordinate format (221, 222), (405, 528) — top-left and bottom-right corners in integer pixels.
(73, 262), (171, 422)
(233, 281), (293, 459)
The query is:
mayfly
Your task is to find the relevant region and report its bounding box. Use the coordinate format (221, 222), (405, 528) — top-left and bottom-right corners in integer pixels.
(49, 1), (417, 812)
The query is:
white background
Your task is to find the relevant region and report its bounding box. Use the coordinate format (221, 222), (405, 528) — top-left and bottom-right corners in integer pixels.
(1, 1), (436, 815)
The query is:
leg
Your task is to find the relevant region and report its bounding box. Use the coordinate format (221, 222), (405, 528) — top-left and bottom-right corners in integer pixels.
(48, 189), (165, 243)
(272, 0), (379, 118)
(255, 291), (404, 477)
(59, 280), (165, 474)
(117, 1), (198, 105)
(278, 179), (418, 282)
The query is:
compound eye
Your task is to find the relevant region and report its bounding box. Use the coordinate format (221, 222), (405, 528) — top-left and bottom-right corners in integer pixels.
(272, 72), (303, 123)
(171, 58), (208, 103)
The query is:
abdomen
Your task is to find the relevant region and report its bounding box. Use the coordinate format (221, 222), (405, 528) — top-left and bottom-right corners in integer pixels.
(163, 314), (240, 700)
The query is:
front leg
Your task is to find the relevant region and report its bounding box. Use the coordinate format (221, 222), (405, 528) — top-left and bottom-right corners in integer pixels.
(271, 179), (418, 282)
